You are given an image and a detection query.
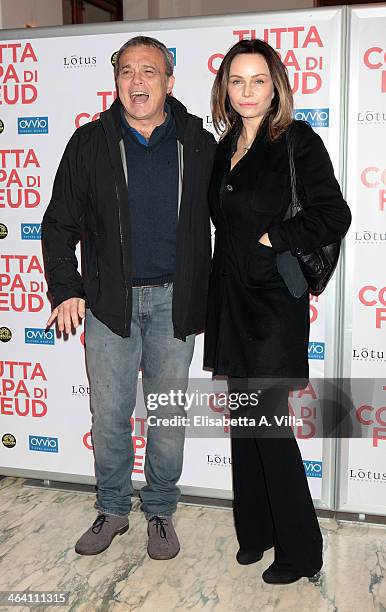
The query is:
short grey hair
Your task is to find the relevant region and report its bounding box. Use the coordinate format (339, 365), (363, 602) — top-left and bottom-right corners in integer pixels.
(114, 35), (174, 80)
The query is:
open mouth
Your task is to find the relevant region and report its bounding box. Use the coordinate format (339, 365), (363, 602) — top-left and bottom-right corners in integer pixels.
(130, 91), (149, 103)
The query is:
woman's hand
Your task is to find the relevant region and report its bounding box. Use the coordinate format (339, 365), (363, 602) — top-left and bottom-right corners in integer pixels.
(258, 232), (272, 247)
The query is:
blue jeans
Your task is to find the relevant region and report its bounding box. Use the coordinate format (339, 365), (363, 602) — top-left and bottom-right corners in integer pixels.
(85, 283), (195, 518)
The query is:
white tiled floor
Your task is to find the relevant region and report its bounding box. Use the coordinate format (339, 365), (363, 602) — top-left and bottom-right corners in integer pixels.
(0, 477), (384, 611)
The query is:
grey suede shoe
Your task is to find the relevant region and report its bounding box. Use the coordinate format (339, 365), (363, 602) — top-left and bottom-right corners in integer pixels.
(147, 516), (180, 560)
(75, 513), (129, 555)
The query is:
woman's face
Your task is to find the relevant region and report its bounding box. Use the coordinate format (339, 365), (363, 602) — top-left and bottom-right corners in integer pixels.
(227, 53), (275, 123)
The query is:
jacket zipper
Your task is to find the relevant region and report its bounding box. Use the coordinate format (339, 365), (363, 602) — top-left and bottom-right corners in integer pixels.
(115, 179), (129, 333)
(99, 111), (130, 335)
(176, 129), (196, 338)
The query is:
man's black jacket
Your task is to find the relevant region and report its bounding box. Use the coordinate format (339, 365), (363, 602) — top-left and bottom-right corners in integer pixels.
(42, 95), (217, 339)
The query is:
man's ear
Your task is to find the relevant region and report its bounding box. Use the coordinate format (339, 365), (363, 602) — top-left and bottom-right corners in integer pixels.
(167, 75), (175, 94)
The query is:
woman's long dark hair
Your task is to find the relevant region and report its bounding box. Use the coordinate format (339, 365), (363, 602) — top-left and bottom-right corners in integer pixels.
(211, 39), (293, 142)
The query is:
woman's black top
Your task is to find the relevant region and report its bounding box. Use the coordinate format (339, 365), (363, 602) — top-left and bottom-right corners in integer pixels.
(203, 119), (351, 380)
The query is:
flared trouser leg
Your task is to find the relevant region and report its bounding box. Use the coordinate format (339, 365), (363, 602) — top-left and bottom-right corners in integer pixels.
(229, 383), (323, 576)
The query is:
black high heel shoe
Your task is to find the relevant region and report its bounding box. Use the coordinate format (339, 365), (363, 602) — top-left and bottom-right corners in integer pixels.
(236, 548), (263, 565)
(262, 561), (302, 584)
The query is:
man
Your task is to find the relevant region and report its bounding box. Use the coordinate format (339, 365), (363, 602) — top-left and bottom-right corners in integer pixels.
(42, 36), (216, 560)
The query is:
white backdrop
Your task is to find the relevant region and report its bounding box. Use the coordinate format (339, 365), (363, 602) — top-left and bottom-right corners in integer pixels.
(338, 4), (386, 514)
(0, 6), (369, 510)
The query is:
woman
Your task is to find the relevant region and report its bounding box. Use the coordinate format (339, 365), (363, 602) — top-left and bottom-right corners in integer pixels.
(204, 39), (351, 584)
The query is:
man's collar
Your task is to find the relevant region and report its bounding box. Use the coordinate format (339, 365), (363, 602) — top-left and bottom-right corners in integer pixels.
(119, 102), (171, 133)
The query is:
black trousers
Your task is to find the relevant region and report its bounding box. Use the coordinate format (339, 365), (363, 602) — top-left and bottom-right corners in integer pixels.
(228, 379), (323, 576)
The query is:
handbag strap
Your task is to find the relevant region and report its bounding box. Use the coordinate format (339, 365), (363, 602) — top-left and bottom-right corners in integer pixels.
(286, 123), (302, 216)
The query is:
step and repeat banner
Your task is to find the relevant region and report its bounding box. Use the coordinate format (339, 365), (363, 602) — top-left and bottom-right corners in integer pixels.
(0, 6), (352, 506)
(339, 4), (386, 515)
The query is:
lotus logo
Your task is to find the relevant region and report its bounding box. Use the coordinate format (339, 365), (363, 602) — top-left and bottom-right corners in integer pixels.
(64, 55), (96, 68)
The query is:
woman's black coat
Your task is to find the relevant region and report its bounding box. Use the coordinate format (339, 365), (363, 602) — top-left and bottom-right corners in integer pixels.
(203, 119), (351, 380)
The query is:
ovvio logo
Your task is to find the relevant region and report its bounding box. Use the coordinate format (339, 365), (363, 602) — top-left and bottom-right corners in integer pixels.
(308, 341), (325, 360)
(25, 328), (55, 345)
(168, 47), (176, 66)
(303, 460), (322, 478)
(21, 223), (42, 240)
(18, 117), (48, 134)
(29, 435), (58, 453)
(294, 108), (329, 128)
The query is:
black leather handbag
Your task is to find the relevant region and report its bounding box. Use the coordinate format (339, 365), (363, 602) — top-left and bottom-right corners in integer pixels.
(276, 124), (341, 298)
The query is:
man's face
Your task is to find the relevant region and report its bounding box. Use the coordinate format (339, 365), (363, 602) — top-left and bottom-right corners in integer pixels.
(116, 45), (174, 125)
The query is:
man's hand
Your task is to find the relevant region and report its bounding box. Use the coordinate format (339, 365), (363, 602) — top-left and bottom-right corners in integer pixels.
(46, 297), (86, 334)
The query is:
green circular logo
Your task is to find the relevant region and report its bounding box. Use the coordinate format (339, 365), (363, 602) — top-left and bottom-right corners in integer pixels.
(2, 433), (16, 448)
(111, 51), (118, 67)
(0, 327), (12, 342)
(0, 223), (8, 239)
